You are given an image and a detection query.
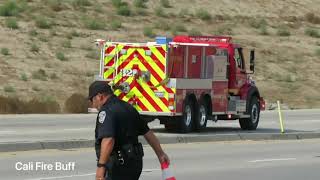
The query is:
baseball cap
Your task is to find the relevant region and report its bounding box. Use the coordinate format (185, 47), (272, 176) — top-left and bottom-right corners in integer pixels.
(88, 81), (113, 101)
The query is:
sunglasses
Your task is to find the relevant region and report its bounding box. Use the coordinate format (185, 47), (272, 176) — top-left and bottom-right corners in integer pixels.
(89, 94), (102, 102)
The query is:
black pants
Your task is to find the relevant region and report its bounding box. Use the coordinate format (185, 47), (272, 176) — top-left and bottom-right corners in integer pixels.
(106, 158), (143, 180)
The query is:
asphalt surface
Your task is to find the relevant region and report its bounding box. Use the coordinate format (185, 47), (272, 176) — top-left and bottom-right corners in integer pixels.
(0, 109), (319, 143)
(1, 139), (320, 180)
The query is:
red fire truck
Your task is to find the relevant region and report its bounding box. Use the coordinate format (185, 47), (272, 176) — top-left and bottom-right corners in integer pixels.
(95, 35), (265, 133)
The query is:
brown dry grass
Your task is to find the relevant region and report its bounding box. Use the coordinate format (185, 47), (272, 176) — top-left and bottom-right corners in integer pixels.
(0, 0), (320, 112)
(64, 93), (88, 113)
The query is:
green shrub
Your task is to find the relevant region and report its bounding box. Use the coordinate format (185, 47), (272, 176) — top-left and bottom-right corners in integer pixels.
(20, 73), (28, 81)
(134, 0), (147, 8)
(305, 28), (320, 38)
(5, 18), (19, 29)
(277, 27), (291, 36)
(85, 71), (94, 77)
(45, 0), (64, 12)
(56, 52), (67, 61)
(30, 44), (40, 53)
(153, 21), (169, 31)
(50, 73), (58, 79)
(64, 93), (88, 113)
(135, 8), (147, 16)
(305, 13), (320, 24)
(172, 23), (187, 32)
(1, 48), (9, 55)
(117, 5), (131, 16)
(249, 18), (267, 29)
(39, 35), (48, 42)
(178, 8), (191, 18)
(111, 20), (122, 30)
(35, 17), (52, 29)
(160, 0), (171, 8)
(62, 40), (72, 48)
(50, 29), (58, 36)
(189, 28), (202, 36)
(29, 29), (38, 36)
(215, 25), (233, 35)
(111, 0), (127, 8)
(0, 1), (21, 16)
(196, 9), (211, 21)
(32, 86), (41, 91)
(4, 85), (15, 93)
(72, 0), (92, 7)
(71, 30), (80, 37)
(32, 69), (47, 81)
(259, 25), (269, 35)
(143, 27), (155, 38)
(316, 48), (320, 56)
(155, 7), (166, 17)
(84, 18), (105, 30)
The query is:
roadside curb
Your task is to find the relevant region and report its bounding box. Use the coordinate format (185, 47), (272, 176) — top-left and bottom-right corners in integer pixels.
(1, 132), (320, 152)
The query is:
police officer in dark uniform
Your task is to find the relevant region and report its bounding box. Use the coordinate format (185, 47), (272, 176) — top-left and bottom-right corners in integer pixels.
(88, 81), (170, 180)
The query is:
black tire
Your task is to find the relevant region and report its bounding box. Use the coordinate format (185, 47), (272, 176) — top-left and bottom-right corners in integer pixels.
(178, 99), (195, 133)
(194, 99), (208, 131)
(239, 96), (260, 130)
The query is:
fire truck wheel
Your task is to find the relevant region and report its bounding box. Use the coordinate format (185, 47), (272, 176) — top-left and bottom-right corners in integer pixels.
(194, 99), (208, 131)
(239, 96), (260, 130)
(179, 99), (195, 133)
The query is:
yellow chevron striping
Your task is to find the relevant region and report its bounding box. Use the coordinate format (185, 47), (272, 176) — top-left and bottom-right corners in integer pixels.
(149, 46), (166, 66)
(104, 45), (124, 66)
(137, 49), (165, 79)
(130, 86), (156, 112)
(104, 69), (114, 79)
(106, 46), (171, 112)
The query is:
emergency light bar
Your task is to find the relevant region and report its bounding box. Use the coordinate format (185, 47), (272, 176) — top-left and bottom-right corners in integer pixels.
(169, 42), (216, 47)
(173, 35), (232, 44)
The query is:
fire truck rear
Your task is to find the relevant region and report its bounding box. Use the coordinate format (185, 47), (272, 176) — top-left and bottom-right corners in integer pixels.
(94, 36), (265, 133)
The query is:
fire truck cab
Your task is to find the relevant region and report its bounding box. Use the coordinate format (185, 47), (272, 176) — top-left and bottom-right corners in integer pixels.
(95, 35), (265, 133)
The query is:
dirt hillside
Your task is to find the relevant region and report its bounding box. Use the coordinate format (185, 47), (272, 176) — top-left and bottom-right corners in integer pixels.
(0, 0), (319, 112)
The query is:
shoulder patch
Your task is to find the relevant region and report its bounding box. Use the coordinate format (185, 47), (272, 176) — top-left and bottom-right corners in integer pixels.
(98, 111), (106, 124)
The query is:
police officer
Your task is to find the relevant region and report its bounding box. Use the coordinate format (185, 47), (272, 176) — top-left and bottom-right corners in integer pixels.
(88, 81), (170, 180)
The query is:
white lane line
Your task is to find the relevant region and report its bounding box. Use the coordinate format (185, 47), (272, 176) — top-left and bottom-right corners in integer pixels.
(143, 168), (160, 172)
(0, 130), (16, 134)
(24, 169), (160, 180)
(25, 173), (95, 180)
(249, 158), (296, 163)
(63, 128), (92, 131)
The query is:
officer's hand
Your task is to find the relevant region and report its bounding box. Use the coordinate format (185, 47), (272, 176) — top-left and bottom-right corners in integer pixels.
(158, 152), (170, 165)
(96, 167), (106, 180)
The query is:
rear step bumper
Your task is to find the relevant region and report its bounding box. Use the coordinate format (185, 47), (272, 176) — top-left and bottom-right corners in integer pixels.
(139, 111), (182, 116)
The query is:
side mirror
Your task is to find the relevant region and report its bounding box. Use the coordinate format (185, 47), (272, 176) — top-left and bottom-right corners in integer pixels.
(250, 50), (255, 72)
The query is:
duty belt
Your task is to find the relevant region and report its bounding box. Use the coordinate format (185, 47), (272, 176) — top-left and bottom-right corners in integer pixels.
(111, 143), (144, 166)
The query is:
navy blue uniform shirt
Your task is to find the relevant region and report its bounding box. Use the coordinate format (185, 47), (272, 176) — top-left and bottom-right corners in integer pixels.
(95, 95), (150, 160)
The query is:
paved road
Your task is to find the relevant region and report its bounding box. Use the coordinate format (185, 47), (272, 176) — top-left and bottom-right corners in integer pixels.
(0, 109), (319, 143)
(0, 139), (320, 180)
